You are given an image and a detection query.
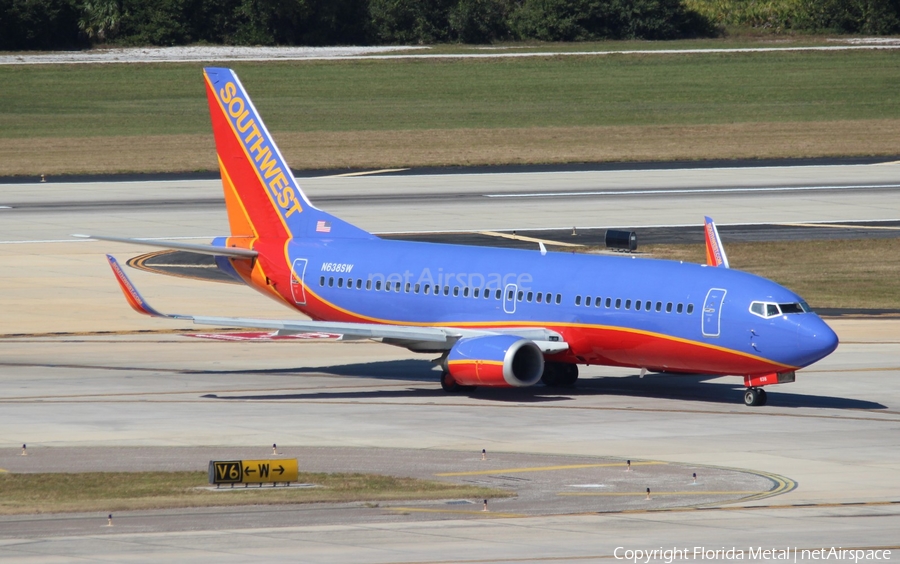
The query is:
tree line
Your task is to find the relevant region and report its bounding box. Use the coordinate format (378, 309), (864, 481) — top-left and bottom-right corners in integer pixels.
(2, 0), (898, 51)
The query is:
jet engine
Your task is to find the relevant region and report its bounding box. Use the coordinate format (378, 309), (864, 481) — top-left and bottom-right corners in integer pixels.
(445, 335), (544, 388)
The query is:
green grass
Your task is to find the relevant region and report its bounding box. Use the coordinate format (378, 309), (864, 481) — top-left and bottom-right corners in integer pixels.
(2, 48), (899, 139)
(0, 471), (511, 515)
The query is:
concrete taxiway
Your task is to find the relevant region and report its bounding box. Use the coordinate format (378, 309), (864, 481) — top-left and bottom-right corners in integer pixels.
(1, 163), (899, 562)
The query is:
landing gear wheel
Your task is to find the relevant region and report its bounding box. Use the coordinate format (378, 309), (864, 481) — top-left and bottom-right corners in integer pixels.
(744, 387), (766, 406)
(441, 371), (461, 393)
(542, 362), (579, 388)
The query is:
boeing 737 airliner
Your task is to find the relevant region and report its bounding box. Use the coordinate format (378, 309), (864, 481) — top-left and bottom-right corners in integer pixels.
(97, 67), (839, 407)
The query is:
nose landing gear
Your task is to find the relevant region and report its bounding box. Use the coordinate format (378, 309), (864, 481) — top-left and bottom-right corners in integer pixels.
(744, 387), (768, 406)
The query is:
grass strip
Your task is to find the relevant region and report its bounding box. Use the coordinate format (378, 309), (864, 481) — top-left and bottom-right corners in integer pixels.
(0, 471), (512, 515)
(5, 119), (900, 176)
(642, 238), (900, 310)
(1, 47), (899, 175)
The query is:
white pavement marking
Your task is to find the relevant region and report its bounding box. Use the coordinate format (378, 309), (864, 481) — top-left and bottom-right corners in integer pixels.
(3, 44), (900, 66)
(486, 183), (900, 198)
(0, 236), (219, 245)
(321, 168), (410, 178)
(0, 46), (427, 65)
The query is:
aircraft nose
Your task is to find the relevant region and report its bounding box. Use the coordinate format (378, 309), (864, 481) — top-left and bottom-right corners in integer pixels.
(795, 315), (839, 366)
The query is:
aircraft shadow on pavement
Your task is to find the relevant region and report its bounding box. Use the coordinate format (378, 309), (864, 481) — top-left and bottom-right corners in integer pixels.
(187, 359), (436, 381)
(574, 373), (886, 410)
(198, 359), (571, 403)
(193, 360), (884, 409)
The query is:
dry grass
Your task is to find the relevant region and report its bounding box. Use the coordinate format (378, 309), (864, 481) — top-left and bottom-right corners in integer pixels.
(0, 471), (511, 515)
(4, 119), (900, 177)
(644, 238), (900, 310)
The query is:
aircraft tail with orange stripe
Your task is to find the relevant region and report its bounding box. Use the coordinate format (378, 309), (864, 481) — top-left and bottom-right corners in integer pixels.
(203, 67), (372, 242)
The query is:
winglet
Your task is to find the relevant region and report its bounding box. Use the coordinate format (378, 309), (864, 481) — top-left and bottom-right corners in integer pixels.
(703, 216), (730, 268)
(106, 255), (168, 318)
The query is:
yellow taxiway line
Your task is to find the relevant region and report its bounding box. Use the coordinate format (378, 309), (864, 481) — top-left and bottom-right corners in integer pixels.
(480, 231), (584, 248)
(559, 490), (762, 497)
(384, 507), (526, 518)
(436, 461), (665, 477)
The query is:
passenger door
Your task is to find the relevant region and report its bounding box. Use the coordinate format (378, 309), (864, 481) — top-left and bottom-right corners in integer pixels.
(290, 258), (309, 305)
(702, 288), (727, 337)
(503, 283), (517, 314)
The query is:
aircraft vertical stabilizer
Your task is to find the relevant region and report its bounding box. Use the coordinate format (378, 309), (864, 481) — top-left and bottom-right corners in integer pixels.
(704, 216), (730, 268)
(203, 67), (372, 241)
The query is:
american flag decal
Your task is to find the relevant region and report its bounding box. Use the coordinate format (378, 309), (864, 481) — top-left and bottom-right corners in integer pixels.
(316, 220), (332, 233)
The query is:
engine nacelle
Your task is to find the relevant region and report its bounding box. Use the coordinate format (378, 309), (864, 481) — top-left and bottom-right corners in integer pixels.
(446, 335), (544, 387)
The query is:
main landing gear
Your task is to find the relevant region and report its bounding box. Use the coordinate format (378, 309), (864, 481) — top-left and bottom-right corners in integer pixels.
(541, 362), (579, 388)
(440, 372), (476, 393)
(744, 387), (768, 407)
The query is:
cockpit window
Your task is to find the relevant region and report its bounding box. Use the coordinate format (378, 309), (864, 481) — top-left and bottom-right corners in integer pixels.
(779, 302), (805, 314)
(750, 300), (810, 319)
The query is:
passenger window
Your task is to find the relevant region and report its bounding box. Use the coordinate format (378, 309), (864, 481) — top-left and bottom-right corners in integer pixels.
(337, 278), (343, 288)
(463, 287), (469, 297)
(635, 300), (641, 310)
(575, 296), (582, 306)
(625, 299), (631, 310)
(414, 284), (420, 293)
(677, 303), (683, 314)
(536, 292), (542, 303)
(319, 276), (325, 287)
(507, 290), (514, 300)
(595, 297), (601, 307)
(687, 303), (694, 314)
(556, 294), (561, 304)
(526, 291), (533, 302)
(453, 286), (460, 297)
(497, 289), (502, 300)
(366, 280), (372, 290)
(766, 303), (780, 317)
(356, 279), (362, 289)
(666, 302), (673, 313)
(423, 284), (430, 295)
(405, 283), (411, 293)
(615, 298), (621, 309)
(656, 301), (662, 312)
(474, 288), (480, 298)
(517, 291), (524, 301)
(645, 301), (651, 311)
(585, 296), (591, 307)
(375, 281), (382, 291)
(444, 286), (450, 296)
(328, 277), (334, 287)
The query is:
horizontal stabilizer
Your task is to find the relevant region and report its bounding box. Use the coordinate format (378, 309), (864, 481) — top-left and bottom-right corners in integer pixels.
(78, 234), (257, 258)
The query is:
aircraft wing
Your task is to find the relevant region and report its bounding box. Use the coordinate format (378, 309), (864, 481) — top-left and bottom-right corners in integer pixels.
(107, 255), (568, 353)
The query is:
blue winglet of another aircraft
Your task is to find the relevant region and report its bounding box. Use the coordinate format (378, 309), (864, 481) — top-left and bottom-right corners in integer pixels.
(106, 255), (171, 318)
